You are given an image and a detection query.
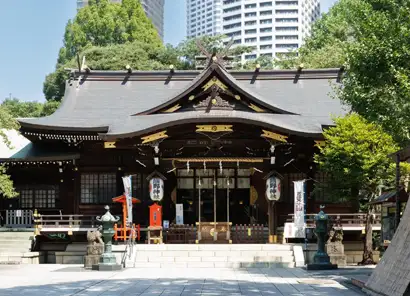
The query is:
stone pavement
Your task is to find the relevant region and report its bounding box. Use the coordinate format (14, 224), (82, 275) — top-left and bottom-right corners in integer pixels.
(0, 264), (364, 296)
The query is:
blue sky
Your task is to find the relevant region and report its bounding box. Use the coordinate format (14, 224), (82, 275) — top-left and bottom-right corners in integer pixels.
(0, 0), (337, 102)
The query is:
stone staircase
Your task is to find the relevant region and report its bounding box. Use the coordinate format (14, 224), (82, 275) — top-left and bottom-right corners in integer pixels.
(0, 231), (38, 264)
(120, 244), (296, 268)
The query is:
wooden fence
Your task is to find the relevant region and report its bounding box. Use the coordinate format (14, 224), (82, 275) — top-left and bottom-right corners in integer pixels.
(232, 224), (266, 244)
(5, 210), (33, 228)
(165, 224), (196, 244)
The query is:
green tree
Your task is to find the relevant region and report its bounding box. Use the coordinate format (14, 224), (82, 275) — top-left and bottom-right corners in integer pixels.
(45, 0), (163, 101)
(315, 114), (410, 264)
(60, 0), (161, 64)
(174, 35), (252, 69)
(338, 0), (410, 144)
(1, 98), (59, 118)
(0, 107), (19, 198)
(44, 35), (253, 101)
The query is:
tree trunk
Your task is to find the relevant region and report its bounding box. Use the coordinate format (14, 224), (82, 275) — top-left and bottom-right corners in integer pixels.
(360, 208), (375, 265)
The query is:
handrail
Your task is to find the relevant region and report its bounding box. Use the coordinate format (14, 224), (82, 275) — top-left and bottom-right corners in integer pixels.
(283, 213), (381, 225)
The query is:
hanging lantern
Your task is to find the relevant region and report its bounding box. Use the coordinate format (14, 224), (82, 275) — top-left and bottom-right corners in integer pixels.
(266, 176), (281, 201)
(149, 177), (164, 201)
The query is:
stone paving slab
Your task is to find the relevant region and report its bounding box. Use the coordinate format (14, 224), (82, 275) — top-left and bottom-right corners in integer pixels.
(0, 264), (364, 296)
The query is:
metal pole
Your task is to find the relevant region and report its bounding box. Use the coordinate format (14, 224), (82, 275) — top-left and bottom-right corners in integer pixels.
(198, 177), (202, 241)
(395, 153), (401, 231)
(227, 177), (230, 241)
(213, 174), (217, 241)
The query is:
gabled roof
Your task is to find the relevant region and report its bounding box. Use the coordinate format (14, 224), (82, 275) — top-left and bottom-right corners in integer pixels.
(18, 64), (348, 138)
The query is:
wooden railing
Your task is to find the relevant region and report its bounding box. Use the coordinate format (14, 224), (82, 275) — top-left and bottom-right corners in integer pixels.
(34, 213), (97, 233)
(284, 213), (382, 228)
(114, 223), (141, 242)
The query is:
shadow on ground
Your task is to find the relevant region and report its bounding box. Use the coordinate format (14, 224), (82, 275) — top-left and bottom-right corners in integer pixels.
(0, 265), (364, 296)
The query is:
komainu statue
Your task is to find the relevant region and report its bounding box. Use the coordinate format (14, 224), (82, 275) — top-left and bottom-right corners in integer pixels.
(84, 228), (104, 268)
(86, 229), (104, 255)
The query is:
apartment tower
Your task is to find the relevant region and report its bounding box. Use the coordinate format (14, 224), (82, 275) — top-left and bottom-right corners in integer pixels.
(186, 0), (320, 61)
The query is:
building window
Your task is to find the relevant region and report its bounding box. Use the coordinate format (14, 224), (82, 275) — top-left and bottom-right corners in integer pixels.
(245, 29), (257, 34)
(245, 12), (257, 17)
(81, 173), (117, 204)
(260, 10), (272, 16)
(260, 36), (273, 41)
(245, 54), (257, 59)
(260, 1), (273, 7)
(245, 20), (257, 26)
(260, 27), (273, 33)
(245, 3), (257, 8)
(17, 185), (58, 209)
(260, 19), (272, 24)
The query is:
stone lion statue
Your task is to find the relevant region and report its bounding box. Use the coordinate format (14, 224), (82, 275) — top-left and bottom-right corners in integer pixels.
(86, 229), (104, 256)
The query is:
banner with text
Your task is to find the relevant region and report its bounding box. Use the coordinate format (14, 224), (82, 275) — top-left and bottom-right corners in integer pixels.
(176, 204), (184, 225)
(122, 175), (133, 225)
(293, 180), (306, 238)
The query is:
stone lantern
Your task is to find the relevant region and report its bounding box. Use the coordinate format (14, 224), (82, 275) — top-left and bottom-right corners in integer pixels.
(92, 205), (122, 271)
(307, 206), (337, 270)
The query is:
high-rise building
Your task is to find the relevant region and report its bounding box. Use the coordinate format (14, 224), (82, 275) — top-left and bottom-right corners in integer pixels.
(76, 0), (164, 40)
(186, 0), (320, 62)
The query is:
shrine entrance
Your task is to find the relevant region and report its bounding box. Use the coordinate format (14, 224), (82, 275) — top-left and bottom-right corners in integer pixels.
(175, 164), (254, 243)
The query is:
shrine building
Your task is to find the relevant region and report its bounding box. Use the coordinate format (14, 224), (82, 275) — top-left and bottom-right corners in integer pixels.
(0, 51), (352, 244)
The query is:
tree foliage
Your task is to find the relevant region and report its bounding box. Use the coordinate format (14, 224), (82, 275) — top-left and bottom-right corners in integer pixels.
(60, 0), (161, 65)
(1, 98), (59, 118)
(338, 0), (410, 144)
(314, 114), (410, 263)
(44, 35), (253, 101)
(0, 107), (19, 198)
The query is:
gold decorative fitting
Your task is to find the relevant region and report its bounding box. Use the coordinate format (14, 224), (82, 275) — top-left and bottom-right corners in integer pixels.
(261, 130), (288, 143)
(162, 104), (181, 113)
(212, 99), (217, 105)
(202, 77), (228, 91)
(141, 130), (168, 144)
(314, 140), (325, 148)
(250, 186), (258, 206)
(234, 95), (241, 101)
(104, 141), (116, 149)
(249, 103), (265, 113)
(189, 95), (195, 101)
(196, 125), (233, 133)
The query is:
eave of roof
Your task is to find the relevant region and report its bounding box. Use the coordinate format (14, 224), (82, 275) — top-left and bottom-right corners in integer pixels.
(101, 111), (326, 140)
(0, 143), (80, 162)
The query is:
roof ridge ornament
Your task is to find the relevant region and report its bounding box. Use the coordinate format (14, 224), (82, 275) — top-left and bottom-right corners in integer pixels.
(195, 39), (235, 70)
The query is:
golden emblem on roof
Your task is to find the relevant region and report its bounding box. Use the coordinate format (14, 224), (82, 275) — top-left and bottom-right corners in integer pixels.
(261, 130), (288, 143)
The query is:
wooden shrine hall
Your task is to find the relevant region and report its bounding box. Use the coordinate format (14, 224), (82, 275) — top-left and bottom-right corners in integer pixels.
(0, 46), (352, 244)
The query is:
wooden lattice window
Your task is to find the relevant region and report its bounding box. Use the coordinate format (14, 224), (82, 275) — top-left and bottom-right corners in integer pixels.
(80, 173), (116, 204)
(17, 186), (58, 209)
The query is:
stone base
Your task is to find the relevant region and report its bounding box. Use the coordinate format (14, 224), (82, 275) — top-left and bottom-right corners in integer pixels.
(306, 263), (338, 270)
(92, 263), (122, 271)
(84, 255), (101, 269)
(329, 254), (347, 266)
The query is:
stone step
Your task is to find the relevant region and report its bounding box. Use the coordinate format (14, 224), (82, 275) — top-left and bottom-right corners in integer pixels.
(125, 261), (295, 268)
(129, 244), (293, 251)
(0, 247), (31, 253)
(0, 232), (34, 239)
(132, 250), (294, 257)
(0, 240), (32, 245)
(126, 255), (295, 263)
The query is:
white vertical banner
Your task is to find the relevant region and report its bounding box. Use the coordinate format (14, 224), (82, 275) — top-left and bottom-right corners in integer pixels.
(176, 204), (184, 225)
(122, 175), (133, 226)
(293, 180), (306, 238)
